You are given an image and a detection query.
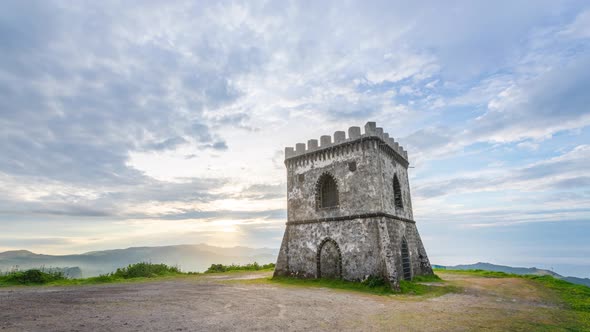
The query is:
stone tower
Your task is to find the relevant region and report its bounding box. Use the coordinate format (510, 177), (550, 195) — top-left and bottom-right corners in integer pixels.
(274, 121), (433, 290)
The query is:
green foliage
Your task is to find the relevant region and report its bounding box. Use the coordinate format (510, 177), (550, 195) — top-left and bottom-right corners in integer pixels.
(442, 268), (590, 327)
(269, 275), (459, 297)
(361, 275), (387, 288)
(411, 273), (442, 282)
(87, 274), (117, 283)
(522, 275), (590, 313)
(0, 269), (66, 285)
(0, 262), (275, 287)
(398, 280), (429, 294)
(112, 262), (182, 279)
(270, 276), (394, 295)
(205, 262), (275, 273)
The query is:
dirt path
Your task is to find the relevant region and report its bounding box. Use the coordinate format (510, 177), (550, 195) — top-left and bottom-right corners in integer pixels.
(0, 272), (578, 331)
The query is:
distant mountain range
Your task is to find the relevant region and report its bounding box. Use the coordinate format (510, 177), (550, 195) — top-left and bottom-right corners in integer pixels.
(434, 262), (590, 287)
(0, 244), (278, 277)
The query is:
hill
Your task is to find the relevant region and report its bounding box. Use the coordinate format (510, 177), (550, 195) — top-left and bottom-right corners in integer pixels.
(0, 244), (277, 277)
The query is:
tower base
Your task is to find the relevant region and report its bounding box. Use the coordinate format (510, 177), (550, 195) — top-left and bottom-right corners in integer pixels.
(274, 215), (433, 289)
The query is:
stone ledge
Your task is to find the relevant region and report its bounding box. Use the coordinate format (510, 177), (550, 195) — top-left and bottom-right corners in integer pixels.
(286, 213), (416, 225)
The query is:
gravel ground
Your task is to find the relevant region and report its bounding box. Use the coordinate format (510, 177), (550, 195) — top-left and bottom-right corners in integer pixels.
(0, 272), (573, 331)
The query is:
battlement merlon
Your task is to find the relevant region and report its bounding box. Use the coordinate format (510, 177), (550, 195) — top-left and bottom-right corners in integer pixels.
(284, 121), (409, 163)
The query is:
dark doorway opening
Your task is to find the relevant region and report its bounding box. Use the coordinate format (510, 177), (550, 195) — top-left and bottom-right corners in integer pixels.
(401, 238), (412, 280)
(317, 238), (342, 279)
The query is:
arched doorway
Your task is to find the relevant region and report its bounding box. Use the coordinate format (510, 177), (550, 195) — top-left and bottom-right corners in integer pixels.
(401, 237), (412, 280)
(316, 238), (342, 279)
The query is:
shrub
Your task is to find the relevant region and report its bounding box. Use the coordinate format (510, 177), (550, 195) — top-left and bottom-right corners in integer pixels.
(361, 275), (387, 288)
(112, 262), (182, 279)
(205, 262), (275, 273)
(1, 269), (66, 285)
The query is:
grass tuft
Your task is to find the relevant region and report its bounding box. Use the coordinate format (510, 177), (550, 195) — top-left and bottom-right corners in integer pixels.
(112, 262), (182, 279)
(205, 262), (275, 273)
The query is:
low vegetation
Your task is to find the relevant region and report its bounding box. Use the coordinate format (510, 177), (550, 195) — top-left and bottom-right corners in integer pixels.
(112, 262), (182, 279)
(0, 263), (186, 286)
(0, 262), (277, 287)
(267, 276), (395, 295)
(266, 273), (457, 297)
(0, 268), (67, 285)
(439, 269), (590, 329)
(205, 262), (275, 273)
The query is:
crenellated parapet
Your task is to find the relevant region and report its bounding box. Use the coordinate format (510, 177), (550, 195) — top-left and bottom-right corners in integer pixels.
(285, 121), (409, 167)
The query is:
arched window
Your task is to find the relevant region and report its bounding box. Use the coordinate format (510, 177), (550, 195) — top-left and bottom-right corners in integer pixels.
(316, 173), (339, 209)
(393, 174), (403, 209)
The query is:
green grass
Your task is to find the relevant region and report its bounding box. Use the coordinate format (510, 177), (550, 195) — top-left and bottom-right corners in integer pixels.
(112, 262), (182, 278)
(0, 262), (187, 287)
(269, 276), (395, 295)
(439, 269), (590, 329)
(434, 268), (520, 278)
(0, 262), (278, 287)
(523, 274), (590, 327)
(0, 269), (67, 285)
(411, 273), (443, 282)
(204, 262), (275, 273)
(268, 273), (458, 297)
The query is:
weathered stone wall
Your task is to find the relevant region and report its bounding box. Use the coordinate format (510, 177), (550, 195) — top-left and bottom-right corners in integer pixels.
(385, 218), (433, 279)
(287, 140), (384, 222)
(377, 150), (413, 220)
(275, 217), (432, 281)
(279, 217), (382, 280)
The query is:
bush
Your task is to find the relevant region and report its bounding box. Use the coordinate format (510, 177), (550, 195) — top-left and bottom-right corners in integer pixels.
(89, 274), (116, 283)
(112, 262), (182, 279)
(361, 275), (387, 288)
(1, 269), (66, 285)
(205, 262), (275, 273)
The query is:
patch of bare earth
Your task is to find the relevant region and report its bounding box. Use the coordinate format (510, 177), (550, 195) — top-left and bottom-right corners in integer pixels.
(0, 271), (579, 331)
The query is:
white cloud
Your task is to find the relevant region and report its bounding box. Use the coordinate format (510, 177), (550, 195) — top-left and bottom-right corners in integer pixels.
(0, 0), (589, 256)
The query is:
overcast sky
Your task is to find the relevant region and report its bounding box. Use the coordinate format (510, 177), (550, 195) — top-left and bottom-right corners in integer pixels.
(1, 1), (589, 277)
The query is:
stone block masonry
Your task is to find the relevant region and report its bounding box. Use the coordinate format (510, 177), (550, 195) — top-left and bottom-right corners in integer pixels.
(274, 121), (433, 290)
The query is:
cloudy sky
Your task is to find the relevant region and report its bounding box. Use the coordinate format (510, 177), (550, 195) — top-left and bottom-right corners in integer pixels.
(1, 1), (589, 277)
